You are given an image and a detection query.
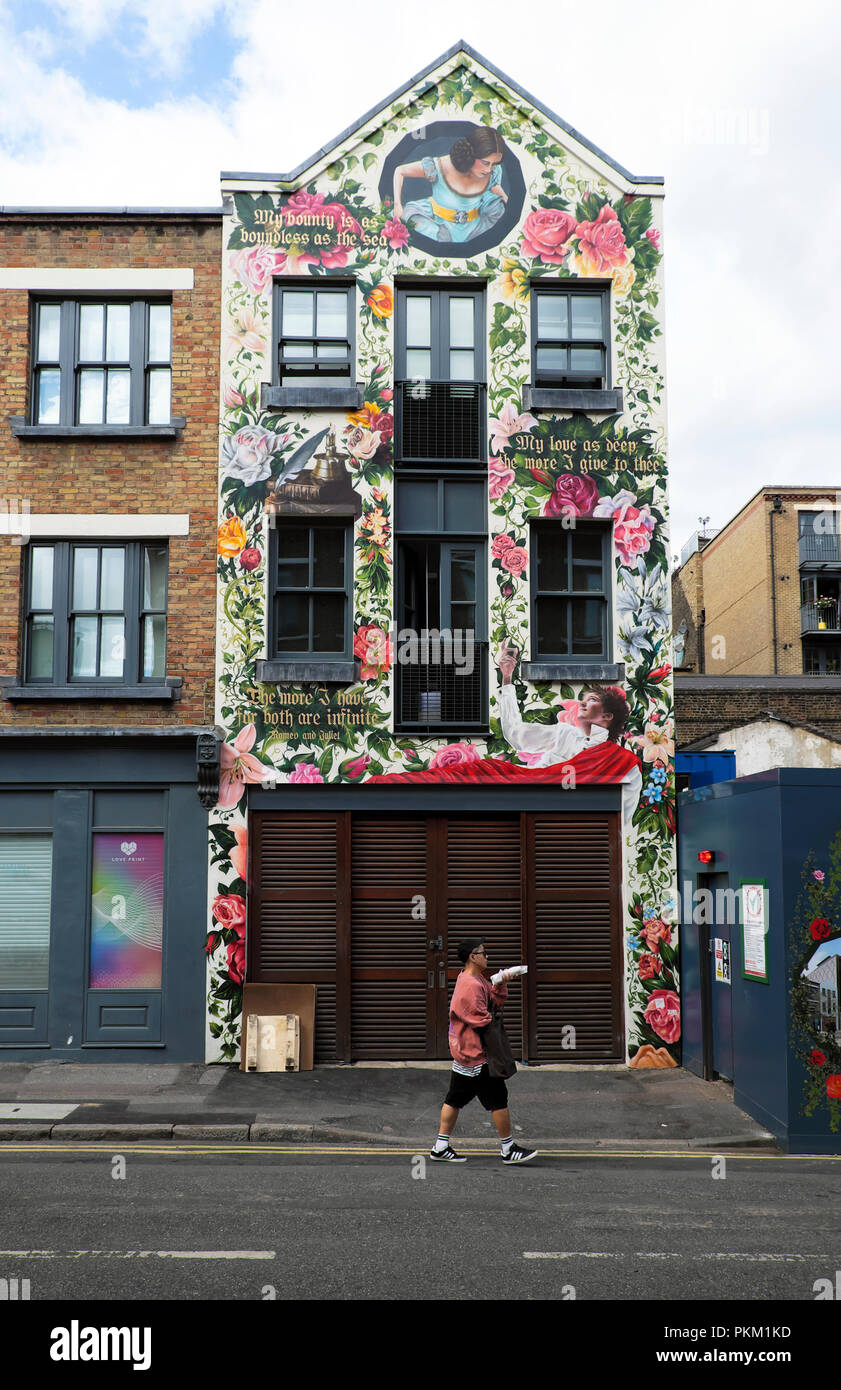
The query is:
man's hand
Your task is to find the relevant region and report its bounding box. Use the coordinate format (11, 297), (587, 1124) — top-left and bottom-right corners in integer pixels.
(496, 642), (518, 686)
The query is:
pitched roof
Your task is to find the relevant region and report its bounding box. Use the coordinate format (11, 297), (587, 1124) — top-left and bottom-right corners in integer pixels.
(220, 39), (663, 189)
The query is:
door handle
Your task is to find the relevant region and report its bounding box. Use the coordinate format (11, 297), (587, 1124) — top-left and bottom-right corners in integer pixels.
(427, 936), (444, 951)
(428, 971), (434, 989)
(438, 962), (446, 988)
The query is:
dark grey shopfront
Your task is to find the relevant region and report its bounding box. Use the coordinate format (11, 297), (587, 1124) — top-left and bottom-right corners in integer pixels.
(0, 731), (211, 1062)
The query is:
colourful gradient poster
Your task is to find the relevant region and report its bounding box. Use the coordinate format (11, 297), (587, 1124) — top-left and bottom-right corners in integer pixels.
(90, 834), (164, 989)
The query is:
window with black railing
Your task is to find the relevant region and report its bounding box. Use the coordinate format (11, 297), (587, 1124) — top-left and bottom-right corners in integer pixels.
(395, 529), (488, 731)
(395, 379), (485, 465)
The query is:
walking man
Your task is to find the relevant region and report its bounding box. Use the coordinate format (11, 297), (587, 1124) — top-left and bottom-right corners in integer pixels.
(430, 937), (538, 1163)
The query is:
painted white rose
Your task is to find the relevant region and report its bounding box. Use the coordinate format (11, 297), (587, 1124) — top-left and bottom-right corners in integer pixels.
(222, 425), (286, 486)
(345, 426), (382, 460)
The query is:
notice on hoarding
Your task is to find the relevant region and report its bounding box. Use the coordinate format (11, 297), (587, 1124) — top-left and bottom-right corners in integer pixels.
(740, 881), (769, 983)
(714, 937), (731, 985)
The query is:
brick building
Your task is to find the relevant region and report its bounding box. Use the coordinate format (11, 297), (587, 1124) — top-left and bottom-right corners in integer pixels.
(672, 486), (841, 677)
(0, 208), (223, 1061)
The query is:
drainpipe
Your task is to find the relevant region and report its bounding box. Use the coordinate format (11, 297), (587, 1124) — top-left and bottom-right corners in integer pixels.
(770, 494), (783, 675)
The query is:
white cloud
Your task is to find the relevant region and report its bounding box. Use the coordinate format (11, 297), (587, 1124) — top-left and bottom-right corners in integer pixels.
(0, 0), (838, 552)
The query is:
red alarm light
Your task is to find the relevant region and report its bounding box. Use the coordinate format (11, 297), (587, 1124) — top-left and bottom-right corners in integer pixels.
(697, 850), (714, 863)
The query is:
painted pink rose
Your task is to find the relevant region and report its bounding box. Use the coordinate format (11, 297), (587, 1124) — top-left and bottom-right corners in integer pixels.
(544, 473), (600, 519)
(429, 743), (481, 770)
(212, 893), (246, 930)
(289, 763), (324, 784)
(354, 623), (391, 679)
(645, 227), (661, 250)
(576, 205), (629, 274)
(637, 952), (662, 982)
(239, 547), (262, 571)
(346, 426), (382, 460)
(643, 989), (681, 1044)
(223, 383), (245, 409)
(382, 218), (409, 249)
(489, 456), (515, 500)
(230, 245), (288, 294)
(500, 546), (528, 577)
(340, 753), (371, 781)
(521, 208), (577, 264)
(640, 918), (673, 953)
(379, 387), (393, 401)
(613, 502), (656, 565)
(230, 826), (248, 883)
(491, 533), (516, 559)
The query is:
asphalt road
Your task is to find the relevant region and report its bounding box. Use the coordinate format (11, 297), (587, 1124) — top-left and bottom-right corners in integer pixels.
(1, 1145), (839, 1302)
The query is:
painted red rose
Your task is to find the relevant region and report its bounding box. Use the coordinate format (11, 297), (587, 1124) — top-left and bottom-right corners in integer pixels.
(491, 533), (516, 559)
(638, 952), (662, 981)
(521, 208), (577, 265)
(500, 545), (528, 577)
(826, 1074), (841, 1100)
(544, 473), (600, 519)
(643, 989), (681, 1044)
(371, 412), (394, 441)
(353, 623), (391, 679)
(212, 894), (246, 930)
(239, 547), (262, 571)
(811, 1049), (827, 1067)
(810, 918), (831, 941)
(226, 937), (246, 985)
(648, 664), (672, 682)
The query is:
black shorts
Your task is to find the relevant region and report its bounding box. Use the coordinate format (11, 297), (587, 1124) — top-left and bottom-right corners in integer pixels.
(444, 1065), (508, 1112)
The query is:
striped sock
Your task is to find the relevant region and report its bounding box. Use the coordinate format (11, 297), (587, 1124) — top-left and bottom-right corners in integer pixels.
(433, 1134), (450, 1153)
(500, 1134), (514, 1155)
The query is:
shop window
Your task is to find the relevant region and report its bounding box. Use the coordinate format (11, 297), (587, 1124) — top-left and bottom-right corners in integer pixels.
(530, 521), (612, 659)
(531, 285), (609, 390)
(31, 299), (172, 427)
(0, 834), (52, 991)
(274, 282), (354, 386)
(269, 520), (352, 659)
(24, 541), (168, 687)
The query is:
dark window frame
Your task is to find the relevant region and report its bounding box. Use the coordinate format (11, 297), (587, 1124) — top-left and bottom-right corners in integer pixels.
(23, 540), (168, 687)
(30, 297), (173, 428)
(530, 282), (611, 390)
(273, 280), (355, 387)
(269, 518), (353, 661)
(394, 284), (486, 382)
(530, 520), (612, 661)
(803, 643), (841, 676)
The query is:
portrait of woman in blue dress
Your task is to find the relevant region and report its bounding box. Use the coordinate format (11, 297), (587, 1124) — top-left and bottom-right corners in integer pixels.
(392, 125), (510, 244)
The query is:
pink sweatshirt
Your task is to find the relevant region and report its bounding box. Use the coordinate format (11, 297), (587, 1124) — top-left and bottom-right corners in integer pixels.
(448, 971), (509, 1067)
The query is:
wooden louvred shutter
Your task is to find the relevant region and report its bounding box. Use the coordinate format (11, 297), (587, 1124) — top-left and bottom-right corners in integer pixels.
(350, 816), (429, 1059)
(250, 812), (342, 1061)
(527, 813), (622, 1061)
(444, 816), (524, 1054)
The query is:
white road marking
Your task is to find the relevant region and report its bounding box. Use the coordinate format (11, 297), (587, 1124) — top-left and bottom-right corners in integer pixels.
(525, 1251), (821, 1261)
(0, 1104), (78, 1119)
(0, 1249), (275, 1260)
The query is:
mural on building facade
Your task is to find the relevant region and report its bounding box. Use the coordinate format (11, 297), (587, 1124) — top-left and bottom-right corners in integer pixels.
(790, 830), (841, 1130)
(209, 57), (677, 1066)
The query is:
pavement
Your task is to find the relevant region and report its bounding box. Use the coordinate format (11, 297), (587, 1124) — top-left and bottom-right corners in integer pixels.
(0, 1060), (776, 1149)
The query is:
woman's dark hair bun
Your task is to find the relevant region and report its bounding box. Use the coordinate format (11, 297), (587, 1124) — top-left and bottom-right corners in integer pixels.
(449, 137), (476, 173)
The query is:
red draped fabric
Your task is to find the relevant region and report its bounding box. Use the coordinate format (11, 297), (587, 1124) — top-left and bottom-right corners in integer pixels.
(367, 741), (641, 785)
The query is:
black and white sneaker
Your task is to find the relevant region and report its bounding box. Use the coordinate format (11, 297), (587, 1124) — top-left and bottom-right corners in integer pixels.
(501, 1142), (538, 1164)
(429, 1144), (467, 1162)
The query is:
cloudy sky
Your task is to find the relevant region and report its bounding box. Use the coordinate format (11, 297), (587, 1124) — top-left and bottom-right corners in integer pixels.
(1, 0), (836, 554)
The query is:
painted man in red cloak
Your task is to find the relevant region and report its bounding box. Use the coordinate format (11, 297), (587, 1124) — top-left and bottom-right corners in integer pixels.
(369, 643), (643, 822)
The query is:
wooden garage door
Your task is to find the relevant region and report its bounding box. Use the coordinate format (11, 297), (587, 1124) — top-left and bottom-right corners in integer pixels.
(526, 813), (623, 1061)
(250, 808), (622, 1063)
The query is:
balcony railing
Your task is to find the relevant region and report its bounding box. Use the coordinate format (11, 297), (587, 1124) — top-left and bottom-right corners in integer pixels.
(799, 532), (841, 566)
(394, 640), (488, 730)
(395, 380), (486, 466)
(801, 600), (841, 633)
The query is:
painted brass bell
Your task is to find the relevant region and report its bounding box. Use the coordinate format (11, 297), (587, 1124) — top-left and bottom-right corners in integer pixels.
(311, 428), (347, 485)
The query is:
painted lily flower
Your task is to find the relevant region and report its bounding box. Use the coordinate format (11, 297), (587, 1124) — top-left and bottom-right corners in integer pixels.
(636, 721), (675, 764)
(218, 724), (275, 809)
(488, 402), (537, 455)
(230, 826), (248, 882)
